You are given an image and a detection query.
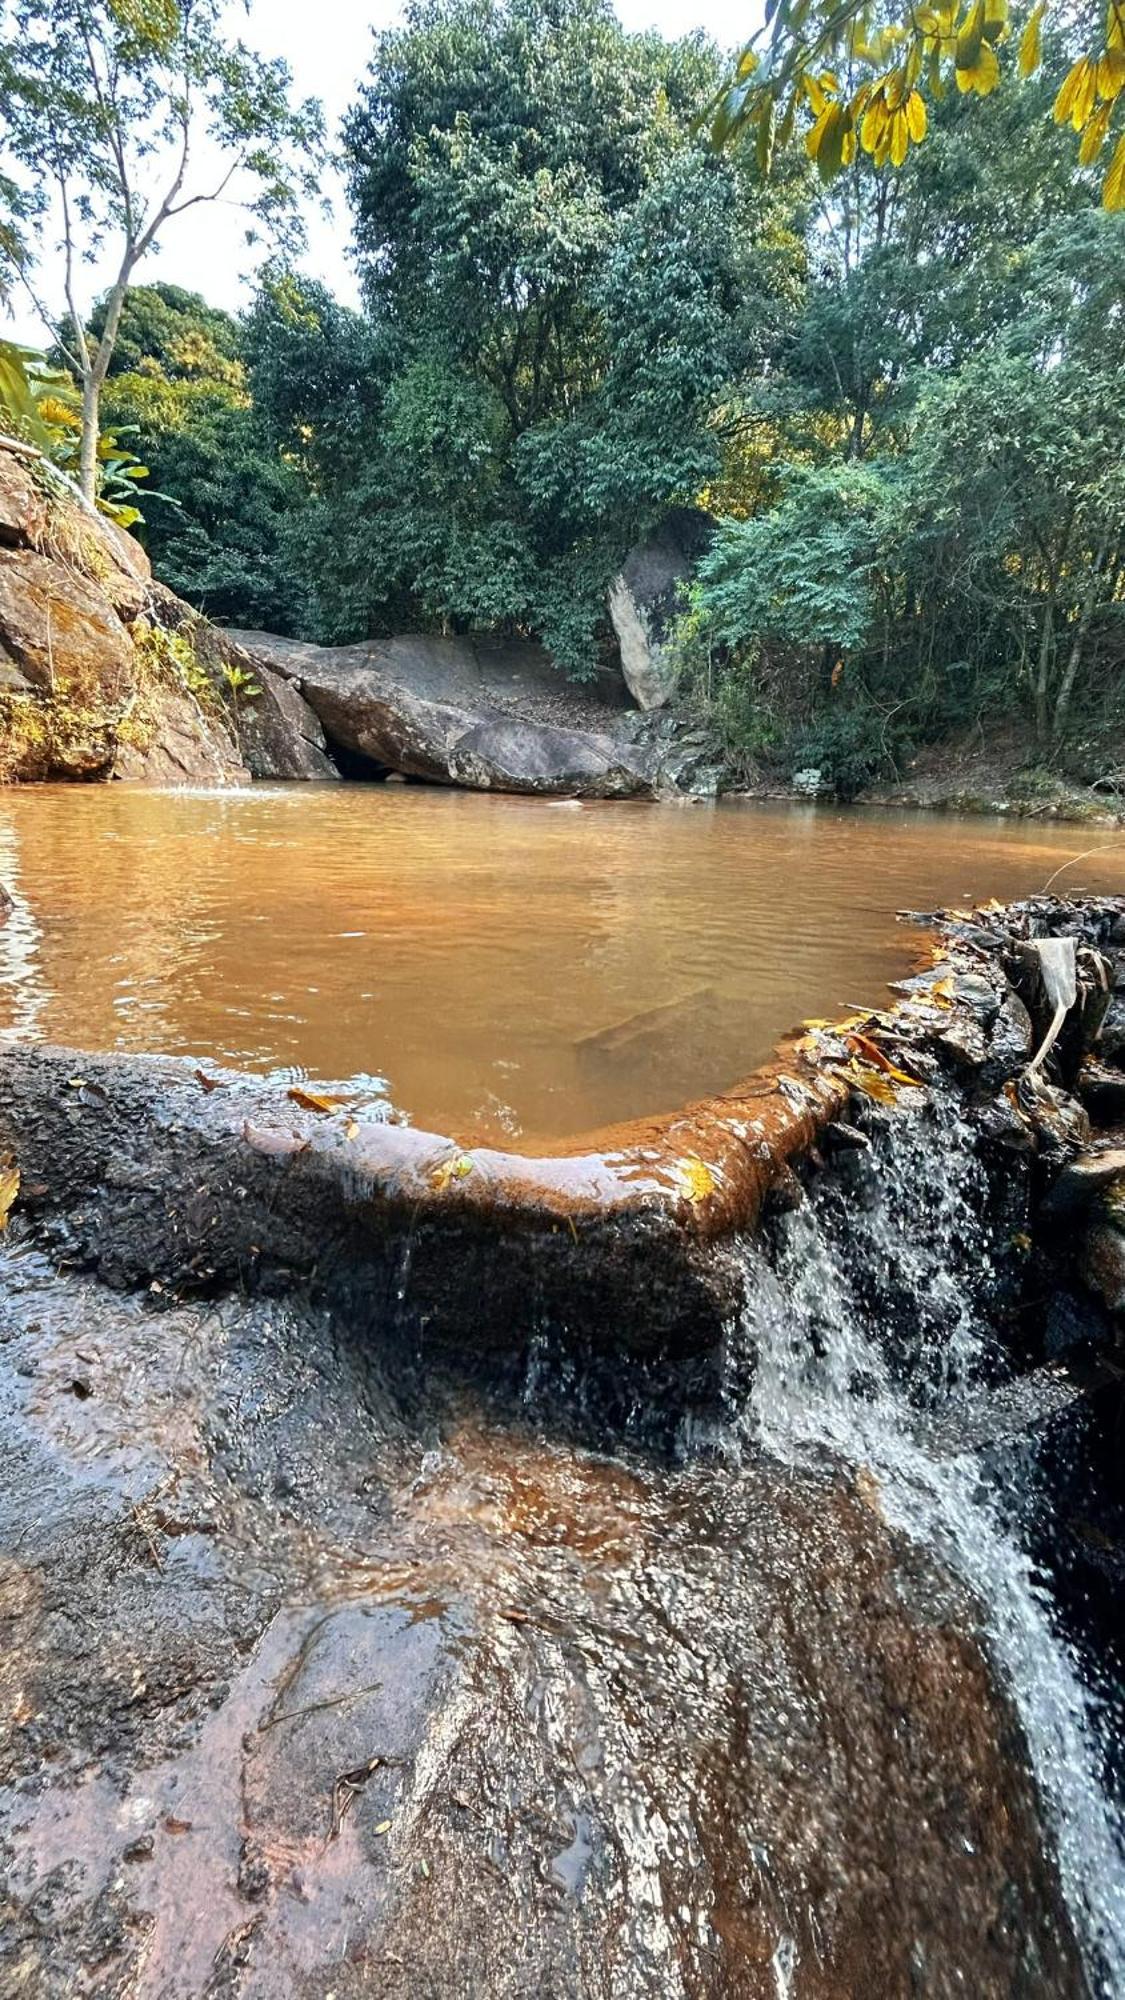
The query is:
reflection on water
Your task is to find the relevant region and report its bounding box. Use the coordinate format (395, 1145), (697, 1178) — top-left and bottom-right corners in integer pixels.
(0, 784), (1120, 1143)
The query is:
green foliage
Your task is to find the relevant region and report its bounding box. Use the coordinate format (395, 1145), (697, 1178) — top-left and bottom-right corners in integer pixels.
(682, 70), (1125, 784)
(300, 0), (782, 672)
(97, 285), (311, 629)
(0, 0), (324, 500)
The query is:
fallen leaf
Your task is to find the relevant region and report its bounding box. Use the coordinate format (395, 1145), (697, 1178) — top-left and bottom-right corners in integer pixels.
(841, 1061), (899, 1105)
(287, 1086), (350, 1115)
(65, 1076), (88, 1089)
(430, 1153), (475, 1192)
(0, 1160), (19, 1232)
(374, 1820), (393, 1836)
(500, 1606), (529, 1624)
(844, 1033), (922, 1086)
(344, 1119), (360, 1142)
(195, 1070), (224, 1093)
(164, 1815), (193, 1835)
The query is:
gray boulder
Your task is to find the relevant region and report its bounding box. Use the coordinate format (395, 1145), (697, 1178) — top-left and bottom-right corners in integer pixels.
(607, 508), (712, 710)
(229, 629), (656, 798)
(234, 658), (339, 782)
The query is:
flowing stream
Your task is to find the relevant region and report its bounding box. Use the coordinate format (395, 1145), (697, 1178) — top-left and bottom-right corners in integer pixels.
(737, 1096), (1125, 1995)
(1, 790), (1123, 1993)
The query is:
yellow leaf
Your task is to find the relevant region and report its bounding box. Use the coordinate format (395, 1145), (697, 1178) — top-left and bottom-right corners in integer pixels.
(344, 1118), (360, 1142)
(803, 69), (829, 115)
(1096, 49), (1125, 98)
(287, 1086), (350, 1115)
(0, 1160), (18, 1232)
(1055, 55), (1097, 127)
(1079, 100), (1112, 162)
(844, 1062), (899, 1104)
(430, 1153), (475, 1192)
(860, 96), (889, 152)
(982, 0), (1009, 43)
(1105, 127), (1125, 207)
(956, 37), (1000, 92)
(906, 88), (928, 140)
(674, 1155), (717, 1204)
(1018, 2), (1044, 76)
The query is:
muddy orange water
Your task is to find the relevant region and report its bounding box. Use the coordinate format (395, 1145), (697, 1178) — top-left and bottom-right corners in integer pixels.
(0, 785), (1120, 1144)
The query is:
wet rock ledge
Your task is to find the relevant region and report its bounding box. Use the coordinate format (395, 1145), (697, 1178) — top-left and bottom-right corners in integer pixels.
(0, 896), (1120, 1999)
(0, 895), (1122, 1424)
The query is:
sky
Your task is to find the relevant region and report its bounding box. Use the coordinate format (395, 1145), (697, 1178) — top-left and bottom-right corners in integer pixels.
(2, 0), (755, 349)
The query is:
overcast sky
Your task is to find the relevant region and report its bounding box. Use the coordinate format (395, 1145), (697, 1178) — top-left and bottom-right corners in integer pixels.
(3, 0), (754, 349)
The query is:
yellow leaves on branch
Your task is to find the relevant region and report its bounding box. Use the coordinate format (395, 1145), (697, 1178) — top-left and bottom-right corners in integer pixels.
(1053, 20), (1125, 199)
(715, 0), (1125, 210)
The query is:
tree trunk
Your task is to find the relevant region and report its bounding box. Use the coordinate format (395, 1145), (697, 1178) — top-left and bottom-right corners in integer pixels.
(79, 375), (101, 505)
(77, 269), (134, 507)
(1033, 598), (1054, 749)
(1052, 531), (1111, 739)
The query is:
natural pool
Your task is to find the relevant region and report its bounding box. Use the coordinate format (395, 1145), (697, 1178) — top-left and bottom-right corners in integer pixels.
(0, 784), (1121, 1142)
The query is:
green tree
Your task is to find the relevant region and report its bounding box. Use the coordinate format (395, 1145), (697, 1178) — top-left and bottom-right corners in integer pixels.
(91, 282), (310, 628)
(324, 0), (780, 670)
(0, 0), (323, 502)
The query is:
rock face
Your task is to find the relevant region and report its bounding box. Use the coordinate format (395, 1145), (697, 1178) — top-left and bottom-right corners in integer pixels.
(607, 508), (713, 711)
(231, 628), (658, 797)
(0, 1238), (1083, 2000)
(0, 444), (250, 785)
(230, 656), (339, 782)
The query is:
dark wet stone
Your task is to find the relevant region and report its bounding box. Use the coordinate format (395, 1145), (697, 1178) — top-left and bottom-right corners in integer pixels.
(1043, 1146), (1125, 1217)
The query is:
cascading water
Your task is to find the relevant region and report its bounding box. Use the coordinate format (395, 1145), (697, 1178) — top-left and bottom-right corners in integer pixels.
(740, 1092), (1125, 1997)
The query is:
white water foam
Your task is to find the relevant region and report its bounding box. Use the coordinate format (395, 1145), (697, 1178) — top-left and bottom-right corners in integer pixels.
(741, 1098), (1125, 1996)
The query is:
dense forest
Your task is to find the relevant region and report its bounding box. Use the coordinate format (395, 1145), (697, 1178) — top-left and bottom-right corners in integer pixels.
(12, 0), (1125, 793)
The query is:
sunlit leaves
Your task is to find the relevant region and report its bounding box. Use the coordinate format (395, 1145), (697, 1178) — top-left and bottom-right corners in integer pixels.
(708, 0), (1125, 209)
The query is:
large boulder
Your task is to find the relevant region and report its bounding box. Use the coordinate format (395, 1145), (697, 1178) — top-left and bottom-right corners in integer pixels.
(231, 628), (656, 798)
(607, 508), (713, 711)
(0, 445), (247, 786)
(231, 657), (339, 782)
(0, 544), (135, 700)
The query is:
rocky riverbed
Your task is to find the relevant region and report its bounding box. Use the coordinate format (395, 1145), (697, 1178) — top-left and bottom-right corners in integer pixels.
(0, 895), (1124, 1996)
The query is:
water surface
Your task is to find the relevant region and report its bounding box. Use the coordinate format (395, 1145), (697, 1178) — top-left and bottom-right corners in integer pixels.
(0, 785), (1120, 1142)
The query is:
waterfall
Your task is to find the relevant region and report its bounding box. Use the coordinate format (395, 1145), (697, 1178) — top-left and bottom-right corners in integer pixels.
(740, 1094), (1125, 1997)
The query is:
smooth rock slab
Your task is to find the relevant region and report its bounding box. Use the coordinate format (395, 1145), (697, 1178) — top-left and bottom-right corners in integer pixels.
(229, 628), (655, 797)
(0, 1245), (1085, 2000)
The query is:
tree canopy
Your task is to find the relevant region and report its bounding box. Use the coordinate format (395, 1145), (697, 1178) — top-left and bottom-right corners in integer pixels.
(0, 0), (323, 496)
(31, 0), (1121, 785)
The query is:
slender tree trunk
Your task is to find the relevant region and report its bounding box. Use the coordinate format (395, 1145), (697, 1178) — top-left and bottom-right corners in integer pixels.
(79, 375), (101, 504)
(1033, 596), (1055, 749)
(1052, 531), (1110, 738)
(77, 267), (134, 506)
